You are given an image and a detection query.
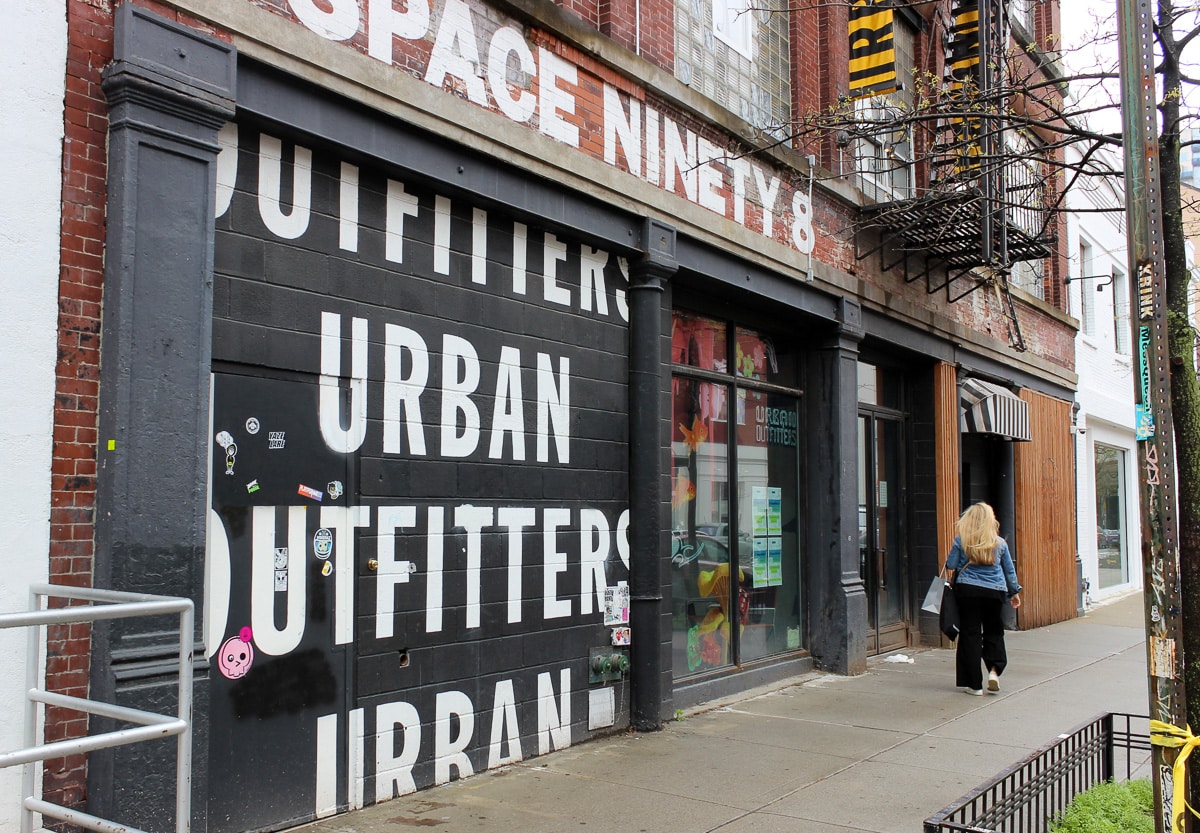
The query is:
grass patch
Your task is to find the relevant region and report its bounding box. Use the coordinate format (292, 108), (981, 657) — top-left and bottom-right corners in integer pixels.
(1049, 779), (1154, 833)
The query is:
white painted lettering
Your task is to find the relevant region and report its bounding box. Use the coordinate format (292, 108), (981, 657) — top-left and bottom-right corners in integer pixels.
(426, 506), (445, 632)
(434, 194), (452, 274)
(376, 505), (418, 639)
(487, 679), (523, 767)
(487, 28), (536, 122)
(579, 508), (609, 615)
(386, 179), (421, 263)
(455, 505), (493, 629)
(257, 134), (312, 239)
(663, 118), (697, 202)
(426, 0), (488, 105)
(537, 669), (571, 754)
(319, 312), (370, 454)
(579, 246), (610, 315)
(251, 506), (307, 655)
(472, 207), (488, 284)
(289, 0), (359, 41)
(383, 324), (430, 455)
(375, 701), (422, 798)
(542, 233), (571, 306)
(435, 690), (476, 783)
(542, 508), (571, 619)
(754, 165), (782, 239)
(440, 334), (482, 457)
(602, 84), (641, 177)
(536, 353), (570, 463)
(498, 507), (535, 623)
(340, 162), (360, 252)
(697, 136), (727, 215)
(488, 346), (526, 460)
(537, 47), (580, 147)
(368, 0), (431, 63)
(322, 505), (371, 645)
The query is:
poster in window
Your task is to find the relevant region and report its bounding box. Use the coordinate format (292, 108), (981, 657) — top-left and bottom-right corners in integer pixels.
(768, 537), (783, 586)
(752, 485), (769, 537)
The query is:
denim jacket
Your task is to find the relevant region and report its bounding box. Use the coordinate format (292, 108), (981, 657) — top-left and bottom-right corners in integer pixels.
(945, 536), (1022, 597)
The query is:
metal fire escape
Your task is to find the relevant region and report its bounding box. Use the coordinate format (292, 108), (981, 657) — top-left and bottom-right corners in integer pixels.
(852, 0), (1054, 351)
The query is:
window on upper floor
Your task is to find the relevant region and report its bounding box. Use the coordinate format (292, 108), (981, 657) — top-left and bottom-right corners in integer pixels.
(674, 0), (792, 140)
(852, 16), (916, 201)
(1078, 238), (1095, 336)
(1010, 0), (1036, 38)
(1011, 257), (1045, 299)
(1113, 267), (1130, 354)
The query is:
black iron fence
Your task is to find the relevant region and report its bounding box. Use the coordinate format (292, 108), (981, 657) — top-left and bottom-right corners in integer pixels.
(924, 713), (1152, 833)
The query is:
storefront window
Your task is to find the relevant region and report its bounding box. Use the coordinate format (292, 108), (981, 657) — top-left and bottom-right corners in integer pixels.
(671, 312), (803, 677)
(1095, 444), (1128, 588)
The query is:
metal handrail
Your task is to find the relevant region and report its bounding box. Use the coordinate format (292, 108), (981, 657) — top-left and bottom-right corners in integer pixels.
(0, 584), (193, 833)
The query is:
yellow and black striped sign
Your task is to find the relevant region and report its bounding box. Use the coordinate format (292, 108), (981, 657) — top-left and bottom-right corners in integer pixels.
(848, 0), (899, 100)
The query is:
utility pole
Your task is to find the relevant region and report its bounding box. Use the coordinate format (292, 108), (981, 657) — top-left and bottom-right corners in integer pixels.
(1116, 0), (1189, 829)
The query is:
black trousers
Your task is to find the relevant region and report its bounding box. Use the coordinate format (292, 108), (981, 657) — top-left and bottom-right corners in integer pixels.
(954, 583), (1008, 690)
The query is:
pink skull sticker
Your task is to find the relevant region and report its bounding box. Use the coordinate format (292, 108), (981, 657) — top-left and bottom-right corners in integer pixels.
(217, 627), (254, 679)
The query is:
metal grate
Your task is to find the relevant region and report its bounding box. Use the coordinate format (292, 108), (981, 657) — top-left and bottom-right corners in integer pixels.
(924, 713), (1152, 833)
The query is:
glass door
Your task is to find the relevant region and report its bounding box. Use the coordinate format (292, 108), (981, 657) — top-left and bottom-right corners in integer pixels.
(857, 412), (908, 654)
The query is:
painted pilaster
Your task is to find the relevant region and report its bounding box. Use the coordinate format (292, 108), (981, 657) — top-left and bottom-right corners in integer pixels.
(806, 298), (868, 675)
(91, 7), (234, 830)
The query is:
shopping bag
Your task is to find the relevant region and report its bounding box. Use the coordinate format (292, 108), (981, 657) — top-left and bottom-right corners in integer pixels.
(1001, 597), (1018, 631)
(921, 575), (946, 614)
(939, 583), (961, 641)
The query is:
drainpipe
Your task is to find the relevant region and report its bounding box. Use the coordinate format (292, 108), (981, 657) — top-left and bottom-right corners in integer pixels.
(629, 218), (677, 731)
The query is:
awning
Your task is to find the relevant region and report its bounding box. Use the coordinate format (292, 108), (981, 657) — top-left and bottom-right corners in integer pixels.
(959, 378), (1031, 441)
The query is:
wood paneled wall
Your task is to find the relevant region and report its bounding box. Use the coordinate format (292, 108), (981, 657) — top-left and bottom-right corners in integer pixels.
(1013, 390), (1078, 628)
(934, 362), (961, 558)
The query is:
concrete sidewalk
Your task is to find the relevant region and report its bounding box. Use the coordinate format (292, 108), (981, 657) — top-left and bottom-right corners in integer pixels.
(302, 593), (1149, 833)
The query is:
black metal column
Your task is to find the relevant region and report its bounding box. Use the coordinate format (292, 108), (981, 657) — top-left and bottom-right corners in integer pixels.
(92, 6), (235, 831)
(806, 298), (868, 675)
(628, 218), (677, 730)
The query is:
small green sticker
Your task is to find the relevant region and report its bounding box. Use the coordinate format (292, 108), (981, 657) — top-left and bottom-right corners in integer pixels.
(107, 439), (116, 451)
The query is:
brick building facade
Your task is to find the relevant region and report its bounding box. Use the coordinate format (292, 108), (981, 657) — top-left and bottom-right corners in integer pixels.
(21, 0), (1078, 829)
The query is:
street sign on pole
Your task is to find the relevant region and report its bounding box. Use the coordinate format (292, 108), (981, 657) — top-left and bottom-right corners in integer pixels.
(1116, 0), (1189, 829)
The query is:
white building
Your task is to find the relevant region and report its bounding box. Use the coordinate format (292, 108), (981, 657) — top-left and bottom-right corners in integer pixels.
(0, 4), (65, 825)
(1064, 145), (1142, 603)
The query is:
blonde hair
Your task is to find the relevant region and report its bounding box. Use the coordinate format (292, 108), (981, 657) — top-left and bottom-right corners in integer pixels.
(956, 502), (999, 565)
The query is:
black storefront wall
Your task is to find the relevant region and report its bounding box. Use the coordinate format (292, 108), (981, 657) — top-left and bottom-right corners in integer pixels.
(207, 121), (637, 830)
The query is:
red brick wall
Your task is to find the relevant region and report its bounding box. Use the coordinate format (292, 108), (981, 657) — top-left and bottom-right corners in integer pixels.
(50, 0), (114, 813)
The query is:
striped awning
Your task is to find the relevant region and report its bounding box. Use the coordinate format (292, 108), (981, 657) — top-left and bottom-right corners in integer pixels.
(960, 378), (1031, 441)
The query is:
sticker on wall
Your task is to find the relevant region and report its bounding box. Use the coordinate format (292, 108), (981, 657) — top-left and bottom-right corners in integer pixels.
(274, 570), (289, 591)
(313, 528), (333, 558)
(603, 583), (630, 625)
(274, 547), (289, 569)
(245, 417), (260, 435)
(246, 479), (260, 494)
(321, 560), (333, 577)
(268, 431), (286, 449)
(217, 627), (255, 680)
(215, 431), (237, 475)
(611, 627), (632, 646)
(298, 484), (323, 502)
(327, 480), (344, 500)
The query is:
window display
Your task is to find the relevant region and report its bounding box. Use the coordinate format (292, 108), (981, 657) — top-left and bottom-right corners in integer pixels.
(670, 312), (803, 677)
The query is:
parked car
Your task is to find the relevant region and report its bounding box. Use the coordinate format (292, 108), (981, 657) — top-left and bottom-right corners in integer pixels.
(1097, 528), (1120, 548)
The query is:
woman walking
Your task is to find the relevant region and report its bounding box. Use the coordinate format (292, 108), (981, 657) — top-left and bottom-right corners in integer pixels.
(944, 502), (1022, 695)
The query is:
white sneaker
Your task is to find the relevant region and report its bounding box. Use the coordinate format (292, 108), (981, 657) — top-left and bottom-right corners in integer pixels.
(963, 687), (983, 696)
(987, 670), (1000, 693)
